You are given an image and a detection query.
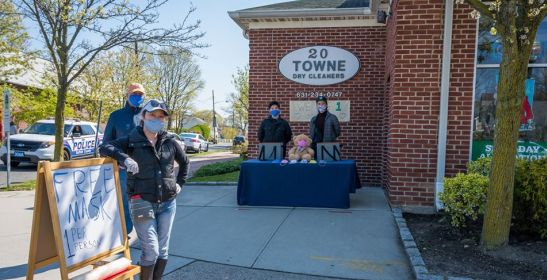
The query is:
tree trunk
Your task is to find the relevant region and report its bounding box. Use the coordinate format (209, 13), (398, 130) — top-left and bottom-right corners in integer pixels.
(481, 44), (529, 250)
(53, 82), (68, 162)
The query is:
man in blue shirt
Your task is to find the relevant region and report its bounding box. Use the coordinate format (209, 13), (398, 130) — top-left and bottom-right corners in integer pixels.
(103, 83), (146, 234)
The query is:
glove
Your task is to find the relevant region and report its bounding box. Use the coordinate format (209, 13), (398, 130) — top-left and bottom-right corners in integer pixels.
(176, 183), (182, 194)
(124, 158), (139, 174)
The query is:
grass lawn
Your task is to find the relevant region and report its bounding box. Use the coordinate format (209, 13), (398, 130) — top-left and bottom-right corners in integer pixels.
(188, 171), (239, 182)
(0, 180), (36, 191)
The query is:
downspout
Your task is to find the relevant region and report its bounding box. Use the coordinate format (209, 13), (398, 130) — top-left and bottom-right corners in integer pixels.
(435, 0), (454, 210)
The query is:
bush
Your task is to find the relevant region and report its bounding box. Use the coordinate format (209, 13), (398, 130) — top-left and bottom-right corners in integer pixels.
(192, 158), (243, 178)
(466, 157), (492, 177)
(231, 142), (248, 159)
(513, 158), (547, 238)
(450, 157), (547, 238)
(440, 173), (489, 228)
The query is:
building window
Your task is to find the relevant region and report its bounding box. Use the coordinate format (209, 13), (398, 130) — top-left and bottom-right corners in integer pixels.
(472, 18), (547, 160)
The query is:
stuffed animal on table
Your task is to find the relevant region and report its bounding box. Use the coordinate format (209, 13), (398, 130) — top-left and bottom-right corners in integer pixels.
(288, 134), (315, 162)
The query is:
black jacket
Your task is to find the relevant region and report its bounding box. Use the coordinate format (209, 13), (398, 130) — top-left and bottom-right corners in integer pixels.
(258, 117), (292, 145)
(99, 126), (190, 203)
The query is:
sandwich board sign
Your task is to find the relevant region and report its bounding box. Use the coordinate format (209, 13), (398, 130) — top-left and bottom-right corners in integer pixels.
(26, 158), (139, 280)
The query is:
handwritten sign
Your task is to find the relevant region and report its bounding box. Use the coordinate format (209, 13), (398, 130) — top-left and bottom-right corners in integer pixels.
(51, 163), (124, 267)
(289, 100), (350, 122)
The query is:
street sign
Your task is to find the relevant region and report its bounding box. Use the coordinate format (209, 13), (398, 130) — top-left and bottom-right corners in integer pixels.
(3, 89), (10, 132)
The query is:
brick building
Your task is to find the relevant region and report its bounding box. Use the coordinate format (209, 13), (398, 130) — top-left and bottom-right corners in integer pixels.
(230, 0), (547, 212)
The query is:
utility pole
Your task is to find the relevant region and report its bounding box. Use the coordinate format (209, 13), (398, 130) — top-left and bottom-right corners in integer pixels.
(212, 90), (217, 143)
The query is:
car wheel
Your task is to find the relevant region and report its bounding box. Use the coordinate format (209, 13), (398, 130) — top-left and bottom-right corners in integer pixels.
(10, 161), (20, 167)
(63, 149), (71, 161)
(204, 144), (209, 152)
(198, 145), (202, 153)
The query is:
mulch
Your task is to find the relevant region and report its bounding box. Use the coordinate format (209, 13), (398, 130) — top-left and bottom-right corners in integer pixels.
(404, 213), (547, 280)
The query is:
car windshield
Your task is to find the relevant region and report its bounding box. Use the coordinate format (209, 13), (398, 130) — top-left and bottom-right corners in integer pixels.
(180, 133), (197, 138)
(24, 123), (72, 136)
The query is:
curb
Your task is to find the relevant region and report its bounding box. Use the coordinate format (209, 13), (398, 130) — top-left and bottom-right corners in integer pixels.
(392, 208), (473, 280)
(185, 182), (237, 186)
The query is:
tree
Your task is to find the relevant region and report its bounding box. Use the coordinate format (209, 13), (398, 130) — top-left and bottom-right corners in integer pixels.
(15, 0), (205, 161)
(193, 109), (224, 130)
(189, 123), (210, 139)
(149, 48), (203, 129)
(10, 87), (77, 125)
(221, 127), (237, 140)
(228, 66), (249, 136)
(76, 52), (119, 122)
(0, 0), (29, 81)
(456, 0), (547, 250)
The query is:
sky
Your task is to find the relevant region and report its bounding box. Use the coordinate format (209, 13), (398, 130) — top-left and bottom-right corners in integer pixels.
(157, 1), (288, 115)
(22, 0), (288, 117)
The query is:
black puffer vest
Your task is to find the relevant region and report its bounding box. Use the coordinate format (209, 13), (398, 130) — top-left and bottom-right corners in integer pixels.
(126, 127), (179, 203)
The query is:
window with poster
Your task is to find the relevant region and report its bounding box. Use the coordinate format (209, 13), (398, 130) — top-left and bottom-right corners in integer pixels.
(472, 18), (547, 160)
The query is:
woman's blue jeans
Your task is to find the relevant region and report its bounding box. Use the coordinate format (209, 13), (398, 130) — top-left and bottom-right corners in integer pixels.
(131, 198), (177, 266)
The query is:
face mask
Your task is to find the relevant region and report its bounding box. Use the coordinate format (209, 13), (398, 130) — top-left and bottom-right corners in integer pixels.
(143, 119), (164, 133)
(317, 105), (327, 113)
(129, 94), (144, 107)
(271, 109), (280, 117)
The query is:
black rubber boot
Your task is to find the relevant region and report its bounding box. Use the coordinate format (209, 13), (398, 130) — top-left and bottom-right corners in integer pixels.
(153, 258), (168, 280)
(140, 265), (154, 280)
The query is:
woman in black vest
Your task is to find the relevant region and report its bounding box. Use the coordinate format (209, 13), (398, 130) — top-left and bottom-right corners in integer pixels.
(100, 99), (189, 280)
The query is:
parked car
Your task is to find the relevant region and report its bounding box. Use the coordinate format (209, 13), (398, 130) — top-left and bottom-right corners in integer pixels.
(233, 135), (246, 146)
(179, 133), (209, 153)
(0, 119), (103, 167)
(168, 133), (186, 152)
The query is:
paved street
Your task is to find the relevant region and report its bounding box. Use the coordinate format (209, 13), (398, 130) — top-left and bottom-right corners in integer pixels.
(0, 143), (238, 187)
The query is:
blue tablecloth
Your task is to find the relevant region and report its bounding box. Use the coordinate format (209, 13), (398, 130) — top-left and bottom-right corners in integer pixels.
(237, 160), (361, 209)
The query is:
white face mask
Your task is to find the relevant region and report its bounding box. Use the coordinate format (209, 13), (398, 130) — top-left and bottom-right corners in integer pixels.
(317, 105), (327, 113)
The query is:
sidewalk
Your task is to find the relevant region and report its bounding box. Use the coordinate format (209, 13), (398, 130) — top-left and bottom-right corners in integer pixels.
(0, 186), (412, 280)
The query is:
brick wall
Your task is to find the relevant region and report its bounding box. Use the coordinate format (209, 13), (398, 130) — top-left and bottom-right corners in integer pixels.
(248, 27), (387, 185)
(384, 0), (476, 208)
(245, 1), (477, 208)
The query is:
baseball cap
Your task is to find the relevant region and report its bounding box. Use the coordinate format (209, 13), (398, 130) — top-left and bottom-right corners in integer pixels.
(316, 96), (328, 103)
(142, 99), (169, 116)
(127, 83), (146, 95)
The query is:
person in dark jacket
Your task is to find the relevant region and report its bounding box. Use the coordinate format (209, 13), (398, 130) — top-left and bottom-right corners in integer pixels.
(103, 83), (147, 234)
(100, 99), (189, 280)
(309, 96), (341, 158)
(258, 101), (293, 156)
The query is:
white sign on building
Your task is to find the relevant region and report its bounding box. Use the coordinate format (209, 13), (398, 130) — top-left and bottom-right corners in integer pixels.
(279, 46), (360, 86)
(290, 100), (350, 122)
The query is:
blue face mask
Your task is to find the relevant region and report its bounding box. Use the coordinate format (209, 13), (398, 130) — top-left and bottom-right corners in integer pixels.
(317, 105), (327, 113)
(271, 109), (280, 117)
(143, 119), (165, 133)
(129, 94), (144, 107)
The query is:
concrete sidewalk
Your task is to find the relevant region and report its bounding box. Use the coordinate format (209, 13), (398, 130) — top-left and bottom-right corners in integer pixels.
(0, 186), (411, 280)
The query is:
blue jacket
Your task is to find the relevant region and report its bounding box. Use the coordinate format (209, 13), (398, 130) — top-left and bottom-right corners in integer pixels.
(103, 102), (142, 142)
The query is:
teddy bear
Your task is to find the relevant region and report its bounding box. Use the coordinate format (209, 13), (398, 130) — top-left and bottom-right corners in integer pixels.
(288, 134), (315, 162)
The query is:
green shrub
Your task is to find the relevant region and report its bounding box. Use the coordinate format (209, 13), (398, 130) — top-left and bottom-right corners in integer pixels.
(466, 157), (492, 176)
(192, 158), (243, 178)
(231, 142), (248, 159)
(460, 156), (547, 238)
(512, 158), (547, 238)
(440, 173), (489, 228)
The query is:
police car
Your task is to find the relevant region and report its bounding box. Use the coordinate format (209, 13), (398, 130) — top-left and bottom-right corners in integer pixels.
(1, 119), (103, 167)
